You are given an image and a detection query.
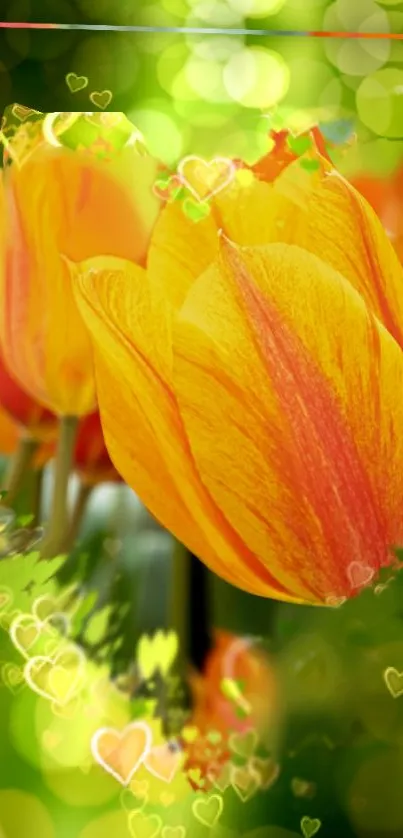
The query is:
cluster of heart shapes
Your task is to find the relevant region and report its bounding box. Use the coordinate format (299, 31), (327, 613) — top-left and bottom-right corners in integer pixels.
(124, 794), (223, 838)
(8, 596), (85, 707)
(65, 72), (113, 110)
(91, 721), (183, 788)
(91, 721), (226, 831)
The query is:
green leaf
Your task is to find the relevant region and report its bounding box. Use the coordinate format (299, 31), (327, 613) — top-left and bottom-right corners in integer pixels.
(299, 159), (321, 171)
(182, 198), (210, 223)
(0, 552), (65, 612)
(16, 514), (34, 527)
(287, 134), (312, 155)
(82, 606), (112, 644)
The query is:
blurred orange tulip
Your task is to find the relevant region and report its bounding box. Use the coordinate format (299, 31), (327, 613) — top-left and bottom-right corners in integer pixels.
(71, 131), (403, 604)
(0, 353), (56, 442)
(74, 411), (122, 486)
(190, 631), (279, 736)
(183, 631), (279, 790)
(0, 402), (19, 456)
(0, 121), (162, 416)
(33, 412), (121, 484)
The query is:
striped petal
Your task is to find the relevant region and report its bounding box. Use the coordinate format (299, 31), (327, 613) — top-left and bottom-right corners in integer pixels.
(173, 240), (403, 603)
(247, 158), (403, 349)
(72, 255), (298, 600)
(148, 156), (403, 359)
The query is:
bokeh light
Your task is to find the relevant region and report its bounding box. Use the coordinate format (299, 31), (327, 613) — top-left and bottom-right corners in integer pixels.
(72, 35), (139, 97)
(227, 0), (286, 17)
(223, 47), (290, 108)
(125, 105), (184, 164)
(186, 55), (232, 103)
(356, 68), (403, 138)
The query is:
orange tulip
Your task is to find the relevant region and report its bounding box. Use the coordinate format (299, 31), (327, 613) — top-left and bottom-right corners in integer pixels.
(70, 134), (403, 605)
(0, 121), (162, 416)
(0, 353), (56, 442)
(74, 411), (122, 486)
(0, 402), (19, 456)
(183, 631), (279, 791)
(189, 631), (279, 736)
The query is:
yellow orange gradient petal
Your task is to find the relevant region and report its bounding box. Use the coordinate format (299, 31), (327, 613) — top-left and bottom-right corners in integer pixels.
(246, 159), (403, 350)
(147, 201), (218, 311)
(172, 241), (403, 603)
(72, 255), (302, 602)
(0, 146), (161, 416)
(149, 158), (403, 361)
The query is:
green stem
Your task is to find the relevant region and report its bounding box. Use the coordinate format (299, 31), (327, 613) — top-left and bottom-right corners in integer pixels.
(64, 480), (93, 552)
(2, 436), (39, 507)
(31, 467), (44, 528)
(169, 538), (190, 673)
(40, 415), (78, 559)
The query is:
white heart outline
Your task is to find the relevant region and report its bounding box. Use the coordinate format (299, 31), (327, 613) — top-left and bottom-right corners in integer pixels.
(91, 720), (153, 786)
(10, 613), (53, 660)
(24, 642), (86, 705)
(177, 155), (236, 202)
(32, 594), (70, 636)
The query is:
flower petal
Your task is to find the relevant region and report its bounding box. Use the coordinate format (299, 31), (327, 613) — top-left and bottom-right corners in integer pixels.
(173, 240), (403, 603)
(0, 146), (161, 416)
(147, 201), (218, 310)
(72, 255), (300, 600)
(248, 159), (403, 349)
(147, 175), (280, 311)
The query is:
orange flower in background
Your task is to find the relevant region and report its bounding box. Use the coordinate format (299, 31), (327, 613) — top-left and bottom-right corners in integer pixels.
(184, 631), (279, 791)
(0, 353), (56, 442)
(190, 631), (279, 736)
(33, 412), (122, 484)
(74, 411), (122, 486)
(0, 122), (162, 416)
(70, 130), (403, 605)
(0, 401), (18, 456)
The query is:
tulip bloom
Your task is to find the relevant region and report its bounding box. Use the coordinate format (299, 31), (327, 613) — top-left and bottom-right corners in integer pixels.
(69, 129), (403, 603)
(0, 122), (162, 416)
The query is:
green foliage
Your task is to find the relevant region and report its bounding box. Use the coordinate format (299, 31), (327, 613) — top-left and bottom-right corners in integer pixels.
(0, 552), (65, 612)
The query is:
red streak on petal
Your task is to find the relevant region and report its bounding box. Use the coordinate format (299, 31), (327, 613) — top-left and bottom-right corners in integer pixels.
(224, 243), (390, 598)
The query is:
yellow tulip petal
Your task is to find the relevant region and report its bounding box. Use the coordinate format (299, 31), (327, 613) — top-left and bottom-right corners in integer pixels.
(173, 240), (403, 603)
(72, 255), (301, 601)
(147, 201), (218, 310)
(147, 176), (283, 312)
